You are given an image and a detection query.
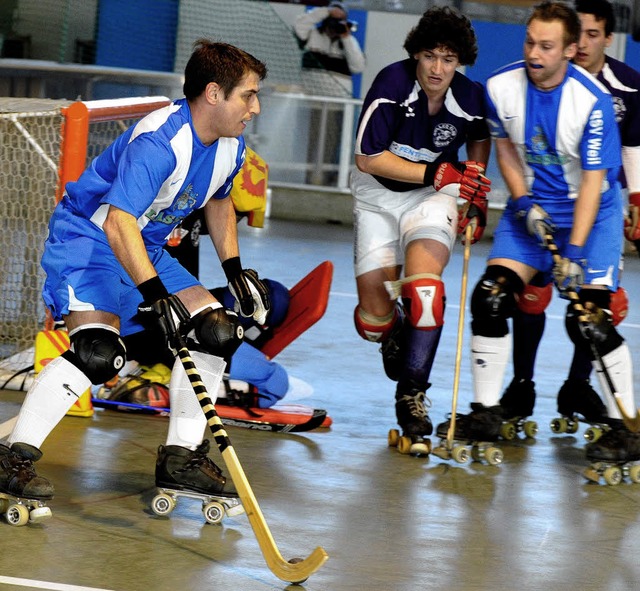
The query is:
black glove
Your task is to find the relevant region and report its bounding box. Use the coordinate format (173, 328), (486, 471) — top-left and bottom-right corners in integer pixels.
(136, 276), (191, 353)
(222, 257), (271, 325)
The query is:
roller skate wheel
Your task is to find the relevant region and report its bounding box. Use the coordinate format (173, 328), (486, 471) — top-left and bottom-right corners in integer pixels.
(388, 429), (400, 448)
(628, 465), (640, 484)
(550, 418), (566, 434)
(523, 420), (538, 438)
(203, 501), (225, 524)
(603, 466), (623, 486)
(151, 492), (176, 517)
(6, 503), (30, 526)
(29, 506), (52, 523)
(485, 447), (504, 466)
(583, 427), (602, 443)
(452, 445), (470, 464)
(500, 422), (517, 441)
(583, 467), (600, 483)
(225, 500), (245, 517)
(566, 420), (579, 434)
(471, 446), (482, 462)
(397, 436), (413, 455)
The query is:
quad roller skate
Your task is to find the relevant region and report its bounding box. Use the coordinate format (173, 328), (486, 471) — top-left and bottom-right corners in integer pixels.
(151, 440), (244, 524)
(433, 404), (504, 466)
(583, 421), (640, 486)
(498, 378), (539, 440)
(0, 443), (53, 526)
(549, 378), (610, 443)
(388, 388), (432, 456)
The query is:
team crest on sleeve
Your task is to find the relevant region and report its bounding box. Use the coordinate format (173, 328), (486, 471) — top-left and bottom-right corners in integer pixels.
(433, 123), (457, 147)
(612, 97), (626, 124)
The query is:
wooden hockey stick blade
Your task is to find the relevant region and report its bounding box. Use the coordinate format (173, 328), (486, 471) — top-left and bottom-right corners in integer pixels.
(175, 341), (328, 583)
(542, 231), (640, 432)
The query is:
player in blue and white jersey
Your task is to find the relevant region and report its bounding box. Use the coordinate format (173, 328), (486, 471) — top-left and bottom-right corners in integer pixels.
(351, 6), (491, 441)
(438, 1), (640, 462)
(0, 41), (272, 506)
(506, 0), (640, 437)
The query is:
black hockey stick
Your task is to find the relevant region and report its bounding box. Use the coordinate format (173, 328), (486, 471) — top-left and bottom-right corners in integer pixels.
(540, 228), (640, 432)
(172, 332), (328, 583)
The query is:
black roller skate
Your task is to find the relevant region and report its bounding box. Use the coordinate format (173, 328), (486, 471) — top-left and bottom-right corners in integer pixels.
(499, 378), (539, 440)
(388, 388), (432, 456)
(550, 379), (609, 442)
(434, 404), (504, 465)
(151, 440), (244, 523)
(0, 442), (53, 526)
(583, 420), (640, 485)
(379, 311), (405, 382)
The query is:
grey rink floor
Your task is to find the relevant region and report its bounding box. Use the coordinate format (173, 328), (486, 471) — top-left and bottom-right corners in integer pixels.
(2, 218), (640, 591)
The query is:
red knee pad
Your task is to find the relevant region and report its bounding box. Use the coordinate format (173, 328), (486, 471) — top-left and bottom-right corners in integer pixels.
(517, 283), (552, 314)
(611, 286), (628, 326)
(401, 275), (445, 329)
(354, 306), (398, 342)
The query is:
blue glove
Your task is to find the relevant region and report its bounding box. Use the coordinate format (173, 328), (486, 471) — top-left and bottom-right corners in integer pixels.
(506, 195), (555, 242)
(552, 244), (585, 294)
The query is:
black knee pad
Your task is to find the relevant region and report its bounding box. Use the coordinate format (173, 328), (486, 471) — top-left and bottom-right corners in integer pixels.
(565, 289), (622, 358)
(65, 327), (127, 385)
(192, 306), (244, 359)
(470, 265), (524, 337)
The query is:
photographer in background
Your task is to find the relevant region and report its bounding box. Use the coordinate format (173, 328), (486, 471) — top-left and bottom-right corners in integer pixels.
(295, 1), (365, 98)
(295, 2), (366, 185)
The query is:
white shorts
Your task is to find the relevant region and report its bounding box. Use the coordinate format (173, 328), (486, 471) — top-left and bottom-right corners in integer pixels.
(351, 169), (458, 277)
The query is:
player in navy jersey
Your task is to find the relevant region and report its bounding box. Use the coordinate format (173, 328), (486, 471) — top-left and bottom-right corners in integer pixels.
(350, 6), (491, 441)
(503, 0), (640, 449)
(0, 41), (272, 507)
(438, 1), (640, 463)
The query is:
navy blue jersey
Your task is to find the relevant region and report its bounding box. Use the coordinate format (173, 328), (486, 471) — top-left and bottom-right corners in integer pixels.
(354, 58), (489, 192)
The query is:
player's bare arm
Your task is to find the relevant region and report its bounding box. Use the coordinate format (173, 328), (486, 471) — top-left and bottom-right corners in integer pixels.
(204, 195), (241, 263)
(570, 168), (605, 247)
(355, 151), (426, 184)
(102, 205), (157, 285)
(494, 137), (528, 197)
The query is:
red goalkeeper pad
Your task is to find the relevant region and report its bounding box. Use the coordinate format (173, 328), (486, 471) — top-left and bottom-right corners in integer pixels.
(260, 261), (333, 359)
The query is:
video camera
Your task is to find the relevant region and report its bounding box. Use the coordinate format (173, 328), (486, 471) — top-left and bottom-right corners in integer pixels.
(323, 16), (358, 35)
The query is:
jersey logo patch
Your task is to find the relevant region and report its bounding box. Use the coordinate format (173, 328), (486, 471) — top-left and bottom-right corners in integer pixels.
(433, 123), (457, 148)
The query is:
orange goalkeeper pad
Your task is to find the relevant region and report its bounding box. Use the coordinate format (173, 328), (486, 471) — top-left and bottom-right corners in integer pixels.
(230, 146), (268, 228)
(260, 261), (333, 360)
(34, 330), (94, 417)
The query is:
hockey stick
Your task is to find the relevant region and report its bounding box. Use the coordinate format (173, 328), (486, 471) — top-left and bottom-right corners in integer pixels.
(173, 333), (328, 583)
(445, 224), (473, 447)
(540, 229), (640, 432)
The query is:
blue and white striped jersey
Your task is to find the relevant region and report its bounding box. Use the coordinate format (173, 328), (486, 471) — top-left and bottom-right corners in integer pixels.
(485, 60), (621, 226)
(61, 98), (245, 249)
(355, 58), (489, 192)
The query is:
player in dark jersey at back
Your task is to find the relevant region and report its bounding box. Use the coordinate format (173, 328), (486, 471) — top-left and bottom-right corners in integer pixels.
(351, 6), (491, 444)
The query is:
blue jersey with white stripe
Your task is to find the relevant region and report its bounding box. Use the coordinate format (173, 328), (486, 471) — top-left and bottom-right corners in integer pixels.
(61, 98), (245, 249)
(355, 58), (489, 192)
(485, 60), (621, 226)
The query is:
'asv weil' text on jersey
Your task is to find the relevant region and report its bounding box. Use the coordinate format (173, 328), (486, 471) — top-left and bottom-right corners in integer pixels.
(63, 98), (245, 248)
(485, 60), (621, 226)
(355, 58), (489, 192)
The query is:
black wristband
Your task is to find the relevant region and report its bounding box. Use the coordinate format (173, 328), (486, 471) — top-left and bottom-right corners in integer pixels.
(137, 276), (169, 303)
(222, 256), (243, 281)
(423, 163), (436, 186)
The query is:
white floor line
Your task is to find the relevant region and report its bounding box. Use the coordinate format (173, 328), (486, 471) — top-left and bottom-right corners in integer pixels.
(0, 417), (17, 439)
(0, 576), (116, 591)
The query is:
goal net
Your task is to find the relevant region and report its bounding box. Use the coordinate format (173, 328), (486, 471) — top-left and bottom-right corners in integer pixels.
(0, 96), (170, 390)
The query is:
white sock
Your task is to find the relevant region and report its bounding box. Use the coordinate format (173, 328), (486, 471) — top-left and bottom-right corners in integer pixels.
(9, 356), (91, 449)
(166, 352), (226, 449)
(593, 342), (635, 420)
(470, 334), (511, 408)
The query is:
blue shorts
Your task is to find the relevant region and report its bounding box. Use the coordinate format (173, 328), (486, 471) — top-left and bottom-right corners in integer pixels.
(489, 207), (622, 291)
(41, 207), (199, 337)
